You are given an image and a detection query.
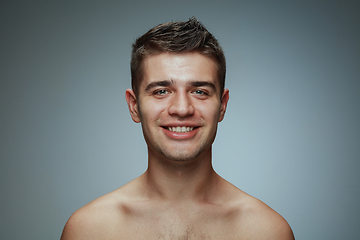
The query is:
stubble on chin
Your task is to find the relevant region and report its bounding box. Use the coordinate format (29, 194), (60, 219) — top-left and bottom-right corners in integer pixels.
(154, 142), (211, 163)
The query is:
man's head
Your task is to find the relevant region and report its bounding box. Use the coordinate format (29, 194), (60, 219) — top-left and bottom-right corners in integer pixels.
(131, 17), (226, 97)
(126, 18), (229, 162)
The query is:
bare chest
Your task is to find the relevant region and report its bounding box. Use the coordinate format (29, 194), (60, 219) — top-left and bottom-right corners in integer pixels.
(117, 206), (236, 240)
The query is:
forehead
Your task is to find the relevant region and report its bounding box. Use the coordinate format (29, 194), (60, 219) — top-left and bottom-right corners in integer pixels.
(141, 52), (219, 88)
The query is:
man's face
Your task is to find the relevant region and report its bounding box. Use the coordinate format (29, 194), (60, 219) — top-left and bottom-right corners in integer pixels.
(126, 52), (229, 162)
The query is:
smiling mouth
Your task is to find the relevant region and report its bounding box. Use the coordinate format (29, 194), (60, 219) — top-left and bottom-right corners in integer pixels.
(164, 126), (196, 133)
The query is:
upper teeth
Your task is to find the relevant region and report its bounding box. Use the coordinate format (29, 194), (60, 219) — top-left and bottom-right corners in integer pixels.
(168, 126), (194, 133)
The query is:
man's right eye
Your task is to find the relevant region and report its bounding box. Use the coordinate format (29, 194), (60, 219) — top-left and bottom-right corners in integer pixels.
(154, 89), (168, 95)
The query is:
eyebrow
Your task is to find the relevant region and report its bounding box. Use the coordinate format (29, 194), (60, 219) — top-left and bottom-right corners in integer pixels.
(145, 80), (174, 91)
(189, 81), (216, 91)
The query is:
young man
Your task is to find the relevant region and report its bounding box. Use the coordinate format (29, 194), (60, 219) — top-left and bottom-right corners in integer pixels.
(61, 18), (294, 239)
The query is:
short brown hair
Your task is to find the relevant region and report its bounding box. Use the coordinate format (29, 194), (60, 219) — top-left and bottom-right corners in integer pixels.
(130, 17), (226, 96)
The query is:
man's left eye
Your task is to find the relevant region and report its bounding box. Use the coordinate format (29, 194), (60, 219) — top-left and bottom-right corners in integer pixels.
(194, 90), (206, 95)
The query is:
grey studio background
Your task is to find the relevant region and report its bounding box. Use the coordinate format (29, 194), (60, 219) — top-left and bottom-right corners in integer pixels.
(1, 0), (359, 239)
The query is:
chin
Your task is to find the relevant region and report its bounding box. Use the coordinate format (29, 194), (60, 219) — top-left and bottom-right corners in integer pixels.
(159, 147), (208, 163)
(167, 155), (198, 162)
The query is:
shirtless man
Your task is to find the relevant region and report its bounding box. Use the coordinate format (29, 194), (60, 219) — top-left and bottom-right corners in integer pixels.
(60, 18), (294, 240)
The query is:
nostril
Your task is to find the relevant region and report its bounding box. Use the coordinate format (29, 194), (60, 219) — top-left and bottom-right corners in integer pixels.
(167, 93), (195, 117)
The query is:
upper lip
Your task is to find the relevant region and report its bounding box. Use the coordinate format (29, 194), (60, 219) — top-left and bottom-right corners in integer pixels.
(161, 122), (200, 128)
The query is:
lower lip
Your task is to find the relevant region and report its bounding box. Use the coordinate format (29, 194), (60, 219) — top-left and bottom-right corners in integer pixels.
(162, 127), (199, 140)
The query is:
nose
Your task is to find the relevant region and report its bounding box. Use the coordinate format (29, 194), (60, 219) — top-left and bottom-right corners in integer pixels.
(168, 91), (195, 117)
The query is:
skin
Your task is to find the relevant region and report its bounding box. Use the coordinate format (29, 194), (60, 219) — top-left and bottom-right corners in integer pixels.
(60, 52), (294, 240)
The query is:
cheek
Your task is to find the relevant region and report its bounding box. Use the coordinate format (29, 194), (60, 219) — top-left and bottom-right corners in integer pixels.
(139, 100), (168, 120)
(196, 102), (221, 120)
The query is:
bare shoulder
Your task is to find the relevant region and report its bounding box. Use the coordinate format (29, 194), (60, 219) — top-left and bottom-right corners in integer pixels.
(229, 187), (294, 240)
(60, 180), (138, 240)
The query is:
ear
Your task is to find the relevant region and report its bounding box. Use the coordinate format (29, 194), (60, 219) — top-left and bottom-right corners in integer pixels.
(218, 88), (229, 122)
(125, 89), (141, 123)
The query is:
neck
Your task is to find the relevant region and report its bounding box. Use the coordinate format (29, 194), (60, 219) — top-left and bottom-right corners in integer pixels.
(142, 148), (220, 202)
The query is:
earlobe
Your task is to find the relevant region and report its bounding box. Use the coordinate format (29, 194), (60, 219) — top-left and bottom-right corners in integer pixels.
(218, 89), (229, 122)
(125, 89), (141, 123)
